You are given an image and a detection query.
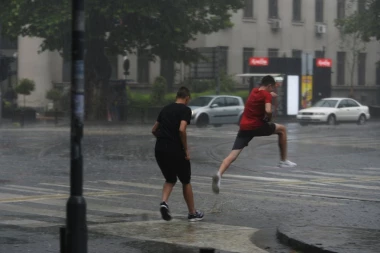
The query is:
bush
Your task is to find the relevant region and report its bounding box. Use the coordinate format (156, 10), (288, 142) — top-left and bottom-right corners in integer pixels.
(220, 73), (238, 92)
(46, 88), (63, 110)
(150, 76), (167, 105)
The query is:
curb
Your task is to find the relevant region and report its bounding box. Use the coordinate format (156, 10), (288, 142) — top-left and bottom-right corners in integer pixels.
(276, 226), (336, 253)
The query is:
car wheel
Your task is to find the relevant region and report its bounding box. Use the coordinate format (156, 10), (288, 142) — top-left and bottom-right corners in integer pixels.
(357, 114), (366, 125)
(196, 114), (209, 128)
(327, 114), (336, 125)
(299, 122), (308, 126)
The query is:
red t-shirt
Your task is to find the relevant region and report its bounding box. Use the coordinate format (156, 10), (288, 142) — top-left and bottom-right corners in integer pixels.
(240, 88), (272, 130)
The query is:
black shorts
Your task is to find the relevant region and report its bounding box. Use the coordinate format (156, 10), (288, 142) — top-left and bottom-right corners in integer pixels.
(155, 150), (191, 184)
(232, 122), (276, 150)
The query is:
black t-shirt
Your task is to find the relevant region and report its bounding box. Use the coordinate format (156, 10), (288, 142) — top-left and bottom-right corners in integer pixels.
(155, 103), (191, 152)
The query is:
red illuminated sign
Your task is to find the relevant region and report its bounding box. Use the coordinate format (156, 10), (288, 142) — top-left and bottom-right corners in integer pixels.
(316, 58), (332, 68)
(249, 57), (269, 66)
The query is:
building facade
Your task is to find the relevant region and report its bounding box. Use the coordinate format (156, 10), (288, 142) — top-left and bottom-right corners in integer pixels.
(2, 0), (380, 109)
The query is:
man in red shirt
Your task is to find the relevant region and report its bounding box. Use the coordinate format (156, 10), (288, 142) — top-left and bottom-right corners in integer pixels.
(212, 75), (296, 194)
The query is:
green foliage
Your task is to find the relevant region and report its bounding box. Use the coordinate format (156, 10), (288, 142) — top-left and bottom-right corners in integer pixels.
(46, 88), (63, 102)
(127, 88), (249, 108)
(15, 79), (35, 96)
(150, 76), (167, 105)
(220, 73), (238, 92)
(46, 88), (64, 110)
(0, 0), (245, 62)
(335, 0), (380, 41)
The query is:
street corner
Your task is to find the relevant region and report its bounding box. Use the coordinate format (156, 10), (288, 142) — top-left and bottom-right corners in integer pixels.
(276, 223), (380, 253)
(90, 219), (269, 253)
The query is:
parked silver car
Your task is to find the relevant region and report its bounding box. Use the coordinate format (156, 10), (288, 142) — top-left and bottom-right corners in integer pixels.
(188, 95), (245, 127)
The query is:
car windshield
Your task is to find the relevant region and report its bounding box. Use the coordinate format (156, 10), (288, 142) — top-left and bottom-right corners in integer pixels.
(188, 97), (213, 107)
(313, 100), (338, 108)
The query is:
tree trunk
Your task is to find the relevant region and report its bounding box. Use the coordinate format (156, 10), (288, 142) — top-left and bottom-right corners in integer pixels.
(84, 12), (112, 121)
(84, 43), (112, 120)
(349, 53), (356, 98)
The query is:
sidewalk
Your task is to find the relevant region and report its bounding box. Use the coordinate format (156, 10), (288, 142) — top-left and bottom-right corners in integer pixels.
(277, 224), (380, 253)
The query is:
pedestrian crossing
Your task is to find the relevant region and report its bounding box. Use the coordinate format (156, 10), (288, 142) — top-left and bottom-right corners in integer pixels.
(0, 166), (379, 251)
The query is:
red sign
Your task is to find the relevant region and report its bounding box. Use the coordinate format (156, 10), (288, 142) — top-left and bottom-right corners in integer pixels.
(316, 58), (332, 68)
(249, 57), (269, 66)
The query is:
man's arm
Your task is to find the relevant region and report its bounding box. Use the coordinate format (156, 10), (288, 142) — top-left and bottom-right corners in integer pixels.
(152, 121), (160, 137)
(264, 103), (273, 121)
(179, 120), (190, 159)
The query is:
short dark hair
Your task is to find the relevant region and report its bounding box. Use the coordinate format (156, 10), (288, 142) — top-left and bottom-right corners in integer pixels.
(176, 86), (191, 99)
(261, 75), (276, 86)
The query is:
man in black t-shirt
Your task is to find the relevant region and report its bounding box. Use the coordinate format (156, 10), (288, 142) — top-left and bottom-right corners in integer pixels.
(152, 87), (204, 222)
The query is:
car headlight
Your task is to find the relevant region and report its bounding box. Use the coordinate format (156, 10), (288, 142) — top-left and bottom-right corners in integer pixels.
(314, 113), (325, 115)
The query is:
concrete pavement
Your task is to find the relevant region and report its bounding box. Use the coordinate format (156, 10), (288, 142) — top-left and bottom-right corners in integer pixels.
(277, 224), (380, 253)
(1, 122), (380, 252)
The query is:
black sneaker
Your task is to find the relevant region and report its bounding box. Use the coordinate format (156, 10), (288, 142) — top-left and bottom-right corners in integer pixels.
(188, 210), (204, 222)
(160, 202), (172, 221)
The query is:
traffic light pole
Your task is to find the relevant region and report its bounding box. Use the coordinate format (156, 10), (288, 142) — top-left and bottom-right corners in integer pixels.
(65, 0), (87, 252)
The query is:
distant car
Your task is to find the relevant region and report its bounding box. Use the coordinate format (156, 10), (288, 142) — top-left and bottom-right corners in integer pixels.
(297, 98), (370, 126)
(188, 95), (245, 127)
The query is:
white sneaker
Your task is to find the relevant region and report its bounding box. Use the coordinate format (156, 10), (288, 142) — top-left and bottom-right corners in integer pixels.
(279, 160), (297, 168)
(212, 174), (221, 194)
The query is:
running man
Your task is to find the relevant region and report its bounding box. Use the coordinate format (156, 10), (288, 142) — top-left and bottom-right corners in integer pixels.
(152, 86), (204, 222)
(212, 75), (297, 194)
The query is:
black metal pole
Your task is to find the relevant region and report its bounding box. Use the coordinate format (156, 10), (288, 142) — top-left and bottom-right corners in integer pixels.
(66, 0), (87, 252)
(60, 226), (66, 253)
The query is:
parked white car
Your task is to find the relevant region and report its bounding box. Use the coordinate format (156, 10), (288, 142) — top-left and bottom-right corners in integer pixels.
(188, 95), (245, 127)
(297, 98), (370, 126)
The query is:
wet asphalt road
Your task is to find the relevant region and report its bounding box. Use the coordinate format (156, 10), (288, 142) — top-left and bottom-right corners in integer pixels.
(0, 121), (380, 252)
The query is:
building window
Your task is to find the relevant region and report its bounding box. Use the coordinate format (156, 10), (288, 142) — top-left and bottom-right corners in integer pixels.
(358, 1), (366, 13)
(293, 0), (302, 21)
(268, 48), (279, 58)
(243, 0), (254, 18)
(357, 53), (366, 86)
(137, 50), (150, 84)
(315, 50), (325, 58)
(243, 48), (254, 73)
(268, 0), (279, 18)
(292, 49), (302, 58)
(337, 51), (346, 85)
(315, 0), (324, 22)
(337, 0), (345, 19)
(160, 58), (175, 88)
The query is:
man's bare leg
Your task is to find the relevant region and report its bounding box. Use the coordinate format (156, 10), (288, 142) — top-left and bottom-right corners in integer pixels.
(212, 149), (243, 194)
(274, 123), (287, 161)
(182, 183), (196, 214)
(274, 123), (297, 167)
(162, 182), (175, 203)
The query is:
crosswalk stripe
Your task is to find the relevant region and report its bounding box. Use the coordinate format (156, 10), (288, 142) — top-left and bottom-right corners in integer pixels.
(222, 174), (302, 182)
(0, 219), (56, 228)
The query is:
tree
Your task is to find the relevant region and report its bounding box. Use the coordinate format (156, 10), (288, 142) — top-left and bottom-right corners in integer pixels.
(0, 0), (245, 119)
(46, 88), (63, 124)
(46, 88), (63, 110)
(335, 1), (368, 97)
(336, 0), (380, 41)
(15, 78), (35, 126)
(150, 76), (167, 105)
(15, 78), (35, 108)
